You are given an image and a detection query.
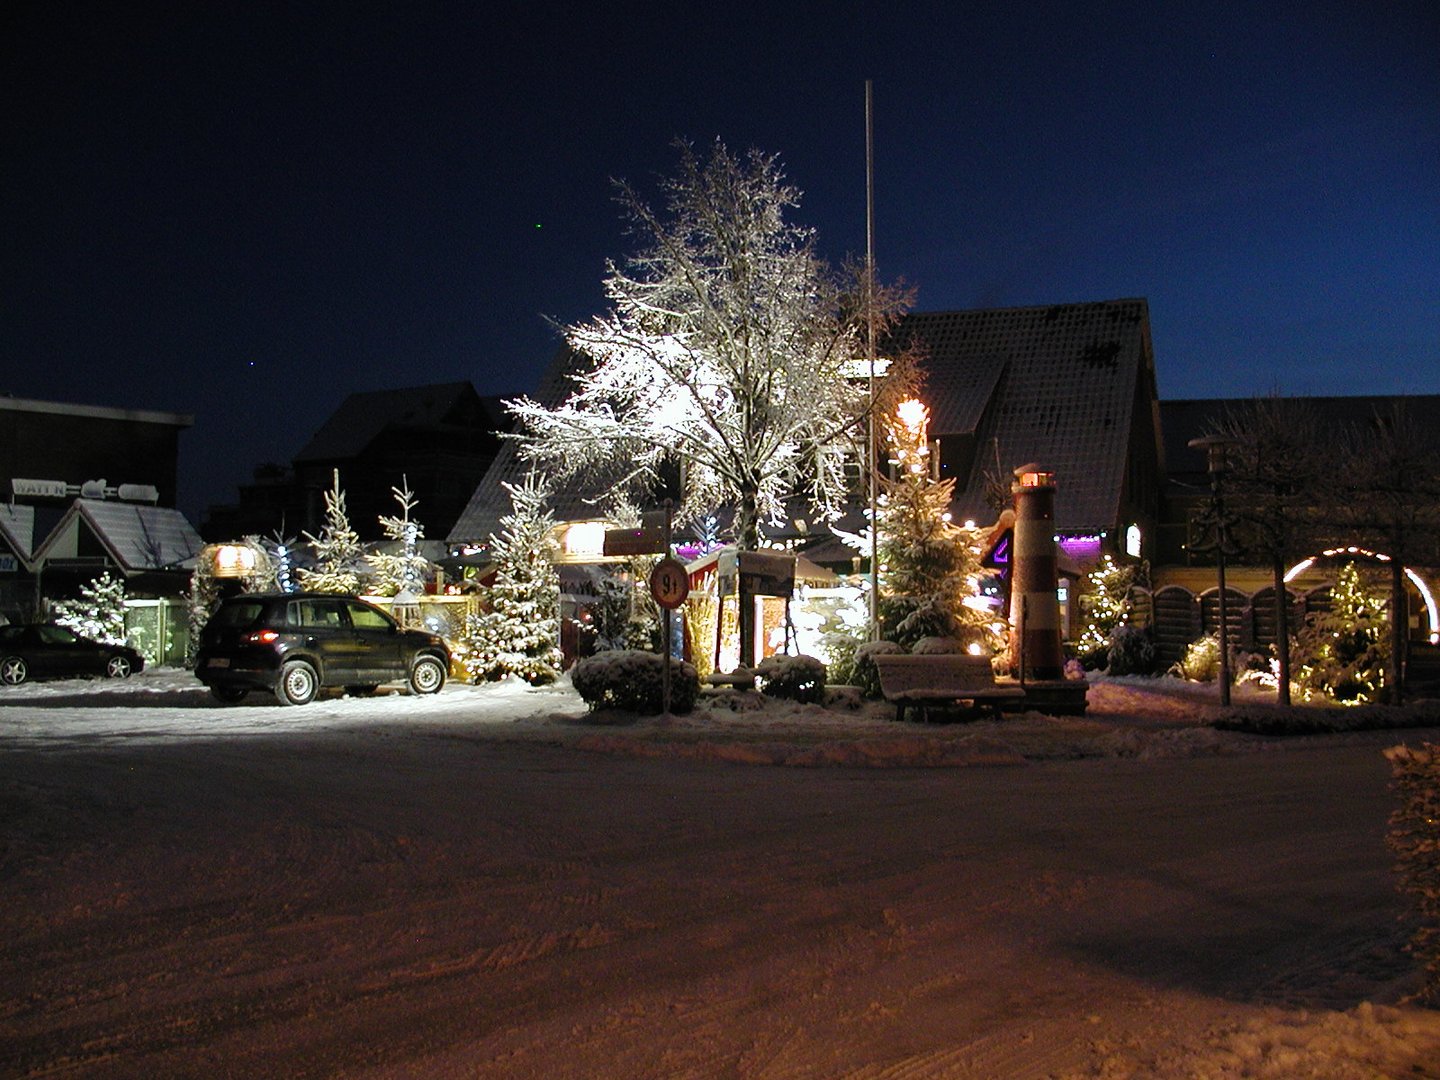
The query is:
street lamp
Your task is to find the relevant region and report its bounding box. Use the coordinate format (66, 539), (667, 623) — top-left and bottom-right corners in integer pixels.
(1188, 436), (1238, 706)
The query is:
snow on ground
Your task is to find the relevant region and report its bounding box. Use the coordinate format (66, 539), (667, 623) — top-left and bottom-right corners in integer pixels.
(3, 668), (1440, 1077)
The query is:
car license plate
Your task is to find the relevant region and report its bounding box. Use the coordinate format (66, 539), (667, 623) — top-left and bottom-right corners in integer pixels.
(209, 658), (230, 668)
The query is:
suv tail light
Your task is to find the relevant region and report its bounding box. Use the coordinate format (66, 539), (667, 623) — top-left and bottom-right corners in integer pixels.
(246, 629), (280, 645)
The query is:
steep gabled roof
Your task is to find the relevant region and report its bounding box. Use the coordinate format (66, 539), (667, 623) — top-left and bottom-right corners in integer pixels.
(0, 504), (36, 568)
(295, 382), (487, 463)
(892, 299), (1155, 532)
(34, 500), (203, 574)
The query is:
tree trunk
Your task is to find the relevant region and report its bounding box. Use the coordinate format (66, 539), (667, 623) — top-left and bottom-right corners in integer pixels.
(737, 485), (760, 668)
(1273, 552), (1291, 706)
(1390, 557), (1407, 705)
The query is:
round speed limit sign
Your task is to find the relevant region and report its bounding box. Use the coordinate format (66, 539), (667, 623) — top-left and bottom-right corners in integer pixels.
(649, 556), (690, 610)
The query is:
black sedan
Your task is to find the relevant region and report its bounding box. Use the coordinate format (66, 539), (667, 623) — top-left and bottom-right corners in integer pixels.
(0, 624), (144, 685)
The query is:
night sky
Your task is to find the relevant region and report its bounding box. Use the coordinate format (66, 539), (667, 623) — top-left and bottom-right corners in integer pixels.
(4, 1), (1437, 521)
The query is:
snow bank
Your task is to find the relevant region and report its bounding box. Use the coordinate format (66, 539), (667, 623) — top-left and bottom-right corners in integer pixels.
(1156, 1001), (1440, 1078)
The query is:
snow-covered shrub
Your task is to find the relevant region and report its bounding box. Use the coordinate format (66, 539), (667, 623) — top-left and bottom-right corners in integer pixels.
(756, 654), (826, 703)
(1106, 624), (1158, 676)
(852, 640), (904, 699)
(571, 650), (699, 715)
(1216, 702), (1440, 736)
(1385, 742), (1440, 1004)
(911, 635), (962, 655)
(1171, 635), (1222, 682)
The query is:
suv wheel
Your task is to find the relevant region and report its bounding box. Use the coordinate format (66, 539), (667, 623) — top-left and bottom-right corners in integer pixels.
(278, 660), (319, 706)
(409, 655), (446, 695)
(211, 685), (249, 704)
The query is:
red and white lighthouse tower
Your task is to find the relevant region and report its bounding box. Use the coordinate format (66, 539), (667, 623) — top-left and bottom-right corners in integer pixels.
(1009, 464), (1066, 681)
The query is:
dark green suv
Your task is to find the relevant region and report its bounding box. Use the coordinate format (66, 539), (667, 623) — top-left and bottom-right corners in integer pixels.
(196, 593), (450, 705)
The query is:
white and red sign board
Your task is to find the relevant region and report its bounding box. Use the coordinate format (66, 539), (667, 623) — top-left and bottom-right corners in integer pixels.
(649, 556), (690, 610)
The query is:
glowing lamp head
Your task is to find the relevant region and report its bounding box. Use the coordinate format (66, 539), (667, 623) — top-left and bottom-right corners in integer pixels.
(895, 398), (929, 435)
(213, 544), (257, 578)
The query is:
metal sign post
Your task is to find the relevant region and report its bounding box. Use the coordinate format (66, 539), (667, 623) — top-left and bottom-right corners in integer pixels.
(647, 500), (690, 714)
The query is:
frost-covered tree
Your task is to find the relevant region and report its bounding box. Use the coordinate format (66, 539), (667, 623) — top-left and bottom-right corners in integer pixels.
(52, 571), (128, 645)
(462, 474), (563, 685)
(366, 479), (430, 597)
(298, 470), (364, 594)
(509, 140), (911, 551)
(1335, 404), (1440, 704)
(1207, 397), (1325, 704)
(187, 537), (275, 664)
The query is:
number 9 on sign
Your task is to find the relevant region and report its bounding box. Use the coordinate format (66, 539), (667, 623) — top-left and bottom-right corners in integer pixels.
(649, 556), (690, 610)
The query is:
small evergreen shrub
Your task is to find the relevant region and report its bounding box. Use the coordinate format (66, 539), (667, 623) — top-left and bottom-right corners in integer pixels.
(756, 654), (827, 703)
(1106, 624), (1158, 676)
(852, 640), (904, 699)
(911, 635), (962, 655)
(1171, 635), (1222, 682)
(1385, 743), (1440, 1005)
(571, 650), (699, 715)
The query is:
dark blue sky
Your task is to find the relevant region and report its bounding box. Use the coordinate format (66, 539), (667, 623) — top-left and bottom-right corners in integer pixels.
(4, 1), (1437, 520)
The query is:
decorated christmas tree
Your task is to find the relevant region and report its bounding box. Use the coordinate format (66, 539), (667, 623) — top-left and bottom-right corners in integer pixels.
(298, 470), (364, 594)
(872, 400), (993, 650)
(53, 571), (128, 645)
(265, 531), (298, 593)
(1297, 561), (1388, 702)
(461, 474), (563, 685)
(1076, 555), (1137, 658)
(366, 479), (430, 597)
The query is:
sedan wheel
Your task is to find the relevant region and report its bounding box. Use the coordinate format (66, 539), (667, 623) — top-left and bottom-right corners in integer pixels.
(277, 660), (319, 706)
(106, 655), (133, 678)
(409, 656), (446, 695)
(0, 656), (27, 686)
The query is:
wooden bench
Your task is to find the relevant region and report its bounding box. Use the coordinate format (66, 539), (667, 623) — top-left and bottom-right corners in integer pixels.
(871, 653), (1025, 723)
(705, 669), (756, 690)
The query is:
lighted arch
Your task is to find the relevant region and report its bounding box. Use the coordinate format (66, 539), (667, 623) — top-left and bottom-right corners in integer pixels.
(1284, 546), (1439, 645)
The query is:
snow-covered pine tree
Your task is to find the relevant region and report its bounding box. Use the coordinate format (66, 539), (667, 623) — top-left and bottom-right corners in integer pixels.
(508, 140), (915, 554)
(298, 470), (364, 594)
(52, 571), (128, 645)
(462, 474), (563, 685)
(366, 479), (430, 597)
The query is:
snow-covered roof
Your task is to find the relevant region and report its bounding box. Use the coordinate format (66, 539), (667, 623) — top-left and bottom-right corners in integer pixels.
(449, 348), (596, 545)
(33, 499), (203, 574)
(452, 302), (1161, 545)
(891, 298), (1159, 533)
(0, 503), (36, 566)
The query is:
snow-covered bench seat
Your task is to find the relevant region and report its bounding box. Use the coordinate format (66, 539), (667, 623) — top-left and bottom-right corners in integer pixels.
(871, 654), (1025, 723)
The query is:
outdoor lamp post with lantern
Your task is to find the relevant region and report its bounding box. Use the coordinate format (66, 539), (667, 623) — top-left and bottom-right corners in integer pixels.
(1188, 435), (1239, 706)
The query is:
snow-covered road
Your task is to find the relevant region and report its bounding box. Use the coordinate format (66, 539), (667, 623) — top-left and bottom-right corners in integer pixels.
(3, 672), (1439, 1077)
